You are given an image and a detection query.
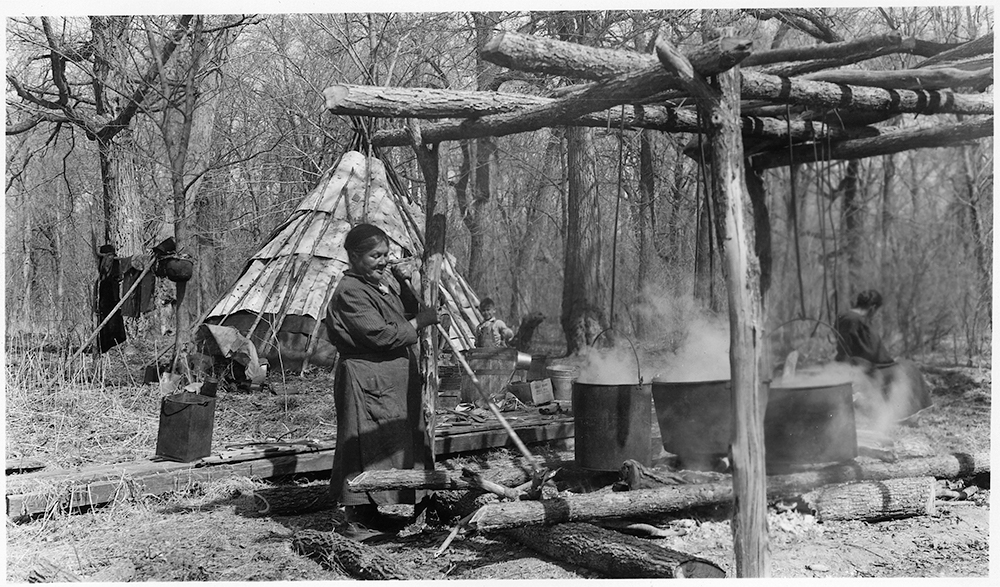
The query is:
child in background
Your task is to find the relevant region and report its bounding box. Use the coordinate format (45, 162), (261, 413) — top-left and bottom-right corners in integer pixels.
(475, 297), (514, 348)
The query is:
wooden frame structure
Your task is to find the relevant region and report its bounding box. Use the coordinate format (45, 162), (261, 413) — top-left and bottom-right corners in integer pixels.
(322, 25), (993, 577)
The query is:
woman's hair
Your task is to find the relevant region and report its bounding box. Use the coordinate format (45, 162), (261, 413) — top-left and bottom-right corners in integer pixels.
(855, 289), (884, 310)
(344, 223), (389, 256)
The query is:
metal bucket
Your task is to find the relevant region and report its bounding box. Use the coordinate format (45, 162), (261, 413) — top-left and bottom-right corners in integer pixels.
(651, 379), (732, 468)
(573, 381), (651, 471)
(155, 392), (215, 462)
(765, 381), (857, 466)
(652, 378), (857, 469)
(547, 365), (578, 401)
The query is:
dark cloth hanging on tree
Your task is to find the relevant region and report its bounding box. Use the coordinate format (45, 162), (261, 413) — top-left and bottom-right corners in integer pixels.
(120, 257), (156, 318)
(95, 245), (127, 352)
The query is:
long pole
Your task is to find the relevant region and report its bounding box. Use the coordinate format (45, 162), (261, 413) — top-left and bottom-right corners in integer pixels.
(436, 324), (541, 470)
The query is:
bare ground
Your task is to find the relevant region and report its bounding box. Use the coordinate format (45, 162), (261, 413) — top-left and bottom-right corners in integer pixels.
(4, 347), (991, 581)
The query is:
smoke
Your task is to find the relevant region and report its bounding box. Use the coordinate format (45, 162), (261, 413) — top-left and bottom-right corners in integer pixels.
(571, 292), (732, 384)
(652, 315), (731, 381)
(576, 344), (644, 385)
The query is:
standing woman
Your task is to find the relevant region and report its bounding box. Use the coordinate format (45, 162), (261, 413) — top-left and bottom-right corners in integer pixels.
(325, 223), (439, 536)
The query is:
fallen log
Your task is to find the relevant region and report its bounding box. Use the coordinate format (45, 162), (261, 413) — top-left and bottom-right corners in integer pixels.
(468, 451), (988, 532)
(916, 34), (994, 69)
(802, 476), (936, 522)
(251, 484), (336, 516)
(291, 529), (418, 580)
(504, 522), (726, 578)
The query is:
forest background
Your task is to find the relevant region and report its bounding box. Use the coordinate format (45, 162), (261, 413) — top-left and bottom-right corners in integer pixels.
(4, 7), (993, 370)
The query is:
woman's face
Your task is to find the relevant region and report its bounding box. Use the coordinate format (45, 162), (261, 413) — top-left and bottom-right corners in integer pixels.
(350, 240), (390, 282)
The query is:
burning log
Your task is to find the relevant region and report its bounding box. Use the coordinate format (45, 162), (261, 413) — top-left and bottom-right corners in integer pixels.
(467, 452), (989, 532)
(802, 476), (937, 522)
(291, 529), (418, 580)
(504, 522), (726, 578)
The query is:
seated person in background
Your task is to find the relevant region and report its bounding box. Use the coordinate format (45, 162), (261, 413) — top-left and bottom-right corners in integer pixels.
(475, 297), (514, 348)
(834, 288), (931, 419)
(834, 289), (894, 368)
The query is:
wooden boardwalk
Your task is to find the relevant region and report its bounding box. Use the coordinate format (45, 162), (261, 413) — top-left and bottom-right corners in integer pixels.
(6, 409), (574, 519)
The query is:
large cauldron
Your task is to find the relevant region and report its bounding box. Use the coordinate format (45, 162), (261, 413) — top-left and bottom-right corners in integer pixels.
(573, 381), (652, 471)
(651, 378), (856, 470)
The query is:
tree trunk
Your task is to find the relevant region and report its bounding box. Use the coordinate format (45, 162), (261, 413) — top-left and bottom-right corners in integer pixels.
(504, 522), (727, 578)
(802, 476), (936, 522)
(959, 143), (992, 324)
(510, 130), (561, 321)
(840, 160), (863, 297)
(561, 126), (606, 354)
(634, 125), (655, 338)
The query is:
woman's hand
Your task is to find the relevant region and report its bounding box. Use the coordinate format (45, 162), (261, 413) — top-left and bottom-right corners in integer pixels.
(413, 307), (440, 329)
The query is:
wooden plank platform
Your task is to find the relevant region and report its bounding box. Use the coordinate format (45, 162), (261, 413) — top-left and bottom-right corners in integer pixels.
(6, 409), (574, 519)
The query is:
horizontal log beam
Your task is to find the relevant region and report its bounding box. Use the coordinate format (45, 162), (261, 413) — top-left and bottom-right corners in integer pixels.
(482, 31), (752, 82)
(801, 66), (993, 91)
(750, 116), (993, 168)
(324, 84), (547, 118)
(740, 70), (993, 115)
(917, 34), (994, 69)
(743, 31), (903, 68)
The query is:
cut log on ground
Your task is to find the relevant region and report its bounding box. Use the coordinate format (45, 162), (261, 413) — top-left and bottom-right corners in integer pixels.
(802, 476), (937, 522)
(291, 529), (419, 580)
(252, 485), (336, 516)
(468, 452), (989, 532)
(504, 522), (726, 578)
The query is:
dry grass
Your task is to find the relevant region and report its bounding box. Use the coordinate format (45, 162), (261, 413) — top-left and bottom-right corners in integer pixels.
(5, 333), (337, 470)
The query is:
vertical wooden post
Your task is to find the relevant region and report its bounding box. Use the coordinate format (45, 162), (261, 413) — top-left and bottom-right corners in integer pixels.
(656, 29), (769, 577)
(407, 120), (445, 464)
(710, 59), (769, 579)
